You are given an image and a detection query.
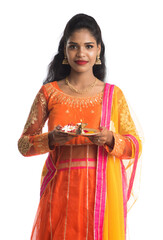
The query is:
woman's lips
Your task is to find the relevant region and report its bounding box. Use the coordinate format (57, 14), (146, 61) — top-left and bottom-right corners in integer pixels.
(75, 60), (88, 65)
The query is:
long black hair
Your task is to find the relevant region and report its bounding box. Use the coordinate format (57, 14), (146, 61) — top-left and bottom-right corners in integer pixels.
(44, 13), (106, 84)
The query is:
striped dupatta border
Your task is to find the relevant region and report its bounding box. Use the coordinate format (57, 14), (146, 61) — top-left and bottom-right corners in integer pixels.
(121, 160), (128, 237)
(121, 134), (139, 236)
(94, 83), (114, 240)
(124, 135), (139, 201)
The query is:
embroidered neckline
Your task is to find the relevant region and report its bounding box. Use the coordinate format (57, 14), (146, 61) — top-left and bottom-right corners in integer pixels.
(44, 82), (104, 109)
(53, 81), (105, 100)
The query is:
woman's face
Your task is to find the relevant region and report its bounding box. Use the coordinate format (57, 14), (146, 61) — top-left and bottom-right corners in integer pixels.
(65, 28), (101, 74)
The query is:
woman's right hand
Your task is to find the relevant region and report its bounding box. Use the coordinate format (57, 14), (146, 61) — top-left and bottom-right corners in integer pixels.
(48, 125), (75, 149)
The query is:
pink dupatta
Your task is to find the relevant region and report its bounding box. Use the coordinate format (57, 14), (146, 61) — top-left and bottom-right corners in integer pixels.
(94, 83), (140, 240)
(94, 83), (114, 240)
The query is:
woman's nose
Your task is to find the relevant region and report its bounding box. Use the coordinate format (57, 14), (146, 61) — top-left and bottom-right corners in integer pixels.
(76, 47), (85, 57)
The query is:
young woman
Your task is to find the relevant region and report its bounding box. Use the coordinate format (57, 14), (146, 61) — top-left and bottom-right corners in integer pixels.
(18, 13), (142, 240)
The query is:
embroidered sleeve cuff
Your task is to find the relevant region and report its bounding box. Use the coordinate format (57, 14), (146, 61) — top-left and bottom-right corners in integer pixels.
(104, 132), (132, 159)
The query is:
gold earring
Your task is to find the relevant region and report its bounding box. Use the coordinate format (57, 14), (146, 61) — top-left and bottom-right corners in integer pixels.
(95, 55), (101, 65)
(62, 56), (69, 65)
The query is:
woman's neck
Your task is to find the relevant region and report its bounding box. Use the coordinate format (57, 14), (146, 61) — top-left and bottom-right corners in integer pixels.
(68, 71), (96, 88)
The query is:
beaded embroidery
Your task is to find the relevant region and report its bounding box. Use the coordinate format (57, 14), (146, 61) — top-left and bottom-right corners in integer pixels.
(23, 91), (47, 134)
(111, 133), (126, 158)
(34, 134), (50, 154)
(44, 83), (103, 109)
(18, 136), (33, 155)
(118, 93), (138, 136)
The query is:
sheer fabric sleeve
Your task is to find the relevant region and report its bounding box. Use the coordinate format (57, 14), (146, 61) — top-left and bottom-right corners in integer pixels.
(116, 86), (142, 157)
(110, 86), (143, 210)
(104, 86), (142, 160)
(104, 132), (133, 158)
(18, 86), (51, 156)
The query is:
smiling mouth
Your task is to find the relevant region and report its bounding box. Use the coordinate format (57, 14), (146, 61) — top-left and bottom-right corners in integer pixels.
(75, 60), (88, 65)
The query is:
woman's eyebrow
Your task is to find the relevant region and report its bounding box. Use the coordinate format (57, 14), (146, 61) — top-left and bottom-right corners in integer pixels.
(67, 41), (78, 45)
(85, 42), (95, 45)
(67, 41), (95, 45)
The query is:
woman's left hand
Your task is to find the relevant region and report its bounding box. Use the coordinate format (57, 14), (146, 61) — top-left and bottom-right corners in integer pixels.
(88, 127), (114, 148)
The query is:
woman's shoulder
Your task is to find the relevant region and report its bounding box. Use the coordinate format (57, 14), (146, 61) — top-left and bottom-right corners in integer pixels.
(107, 83), (123, 94)
(35, 81), (62, 102)
(104, 83), (125, 101)
(41, 81), (60, 94)
(43, 80), (58, 88)
(104, 82), (121, 92)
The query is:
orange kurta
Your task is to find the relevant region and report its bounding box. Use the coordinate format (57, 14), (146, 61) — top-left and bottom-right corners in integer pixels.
(18, 81), (142, 240)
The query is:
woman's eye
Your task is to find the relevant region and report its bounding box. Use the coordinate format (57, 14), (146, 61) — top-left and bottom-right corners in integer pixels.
(86, 45), (94, 49)
(69, 45), (77, 49)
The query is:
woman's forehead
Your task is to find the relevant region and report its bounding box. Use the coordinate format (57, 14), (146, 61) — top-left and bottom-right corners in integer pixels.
(67, 29), (96, 43)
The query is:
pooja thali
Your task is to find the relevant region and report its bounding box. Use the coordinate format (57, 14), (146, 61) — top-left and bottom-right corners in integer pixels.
(58, 124), (99, 136)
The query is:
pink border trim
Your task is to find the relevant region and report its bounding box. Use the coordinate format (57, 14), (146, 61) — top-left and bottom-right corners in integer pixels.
(40, 157), (97, 197)
(99, 149), (108, 239)
(124, 135), (139, 200)
(59, 158), (96, 164)
(94, 83), (115, 240)
(40, 154), (57, 198)
(120, 134), (139, 239)
(101, 84), (110, 124)
(94, 84), (109, 240)
(107, 85), (114, 128)
(99, 85), (114, 240)
(94, 147), (103, 240)
(58, 166), (96, 171)
(121, 160), (127, 238)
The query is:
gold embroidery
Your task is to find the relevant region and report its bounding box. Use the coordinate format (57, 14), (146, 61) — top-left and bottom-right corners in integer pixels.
(23, 91), (47, 134)
(110, 133), (126, 158)
(44, 83), (103, 109)
(35, 133), (50, 154)
(18, 136), (33, 155)
(119, 93), (138, 135)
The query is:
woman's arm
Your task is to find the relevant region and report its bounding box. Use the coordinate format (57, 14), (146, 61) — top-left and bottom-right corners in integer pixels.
(18, 86), (50, 156)
(88, 86), (142, 159)
(107, 86), (142, 159)
(88, 127), (133, 159)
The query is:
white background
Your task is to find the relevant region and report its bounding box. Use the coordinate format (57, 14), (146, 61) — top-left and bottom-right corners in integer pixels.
(0, 0), (163, 239)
